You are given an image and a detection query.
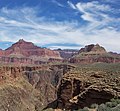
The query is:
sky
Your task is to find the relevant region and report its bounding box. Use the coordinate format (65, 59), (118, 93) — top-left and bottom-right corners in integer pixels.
(0, 0), (120, 52)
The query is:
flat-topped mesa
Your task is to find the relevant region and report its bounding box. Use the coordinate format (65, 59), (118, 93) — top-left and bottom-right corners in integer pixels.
(79, 44), (106, 54)
(70, 44), (120, 64)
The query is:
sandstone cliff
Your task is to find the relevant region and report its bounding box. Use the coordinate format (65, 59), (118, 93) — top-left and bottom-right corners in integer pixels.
(70, 44), (120, 64)
(0, 39), (62, 64)
(0, 64), (75, 111)
(79, 44), (106, 53)
(56, 63), (120, 110)
(55, 49), (78, 59)
(0, 63), (119, 111)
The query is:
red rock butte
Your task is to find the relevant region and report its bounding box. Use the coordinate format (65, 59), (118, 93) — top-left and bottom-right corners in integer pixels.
(0, 39), (62, 64)
(70, 44), (120, 64)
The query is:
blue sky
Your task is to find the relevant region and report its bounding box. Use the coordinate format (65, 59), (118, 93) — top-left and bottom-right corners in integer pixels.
(0, 0), (120, 52)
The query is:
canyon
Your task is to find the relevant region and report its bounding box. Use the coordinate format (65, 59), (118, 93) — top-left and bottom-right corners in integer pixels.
(0, 41), (119, 111)
(56, 63), (120, 110)
(0, 63), (119, 111)
(0, 64), (75, 111)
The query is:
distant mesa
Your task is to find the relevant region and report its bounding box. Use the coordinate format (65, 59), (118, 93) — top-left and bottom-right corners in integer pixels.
(7, 39), (38, 50)
(79, 44), (106, 53)
(55, 49), (79, 59)
(0, 39), (62, 64)
(0, 40), (120, 64)
(70, 44), (120, 64)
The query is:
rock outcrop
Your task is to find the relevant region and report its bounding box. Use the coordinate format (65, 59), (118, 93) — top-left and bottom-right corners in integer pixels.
(55, 49), (78, 59)
(5, 39), (60, 57)
(0, 79), (44, 111)
(0, 64), (75, 110)
(70, 44), (120, 64)
(0, 65), (45, 111)
(0, 49), (4, 56)
(56, 63), (120, 110)
(79, 44), (106, 53)
(0, 39), (62, 64)
(0, 63), (119, 111)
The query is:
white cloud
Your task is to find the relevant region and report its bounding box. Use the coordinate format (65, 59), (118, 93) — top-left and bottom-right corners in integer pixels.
(51, 0), (64, 7)
(0, 7), (78, 44)
(0, 2), (120, 52)
(67, 1), (76, 9)
(103, 0), (119, 3)
(74, 1), (120, 37)
(76, 1), (112, 23)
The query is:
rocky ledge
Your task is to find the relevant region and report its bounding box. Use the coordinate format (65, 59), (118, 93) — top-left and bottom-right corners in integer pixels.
(56, 63), (120, 110)
(0, 64), (75, 111)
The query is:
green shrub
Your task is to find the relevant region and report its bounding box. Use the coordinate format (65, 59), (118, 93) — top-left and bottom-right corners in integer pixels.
(97, 104), (111, 111)
(106, 102), (115, 108)
(111, 98), (120, 104)
(74, 107), (89, 111)
(90, 103), (98, 108)
(74, 99), (120, 111)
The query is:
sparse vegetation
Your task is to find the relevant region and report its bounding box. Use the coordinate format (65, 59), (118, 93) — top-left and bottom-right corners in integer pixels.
(0, 63), (120, 111)
(73, 98), (120, 111)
